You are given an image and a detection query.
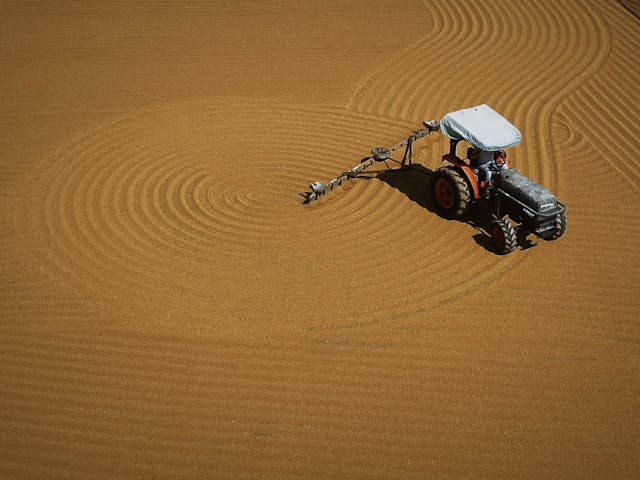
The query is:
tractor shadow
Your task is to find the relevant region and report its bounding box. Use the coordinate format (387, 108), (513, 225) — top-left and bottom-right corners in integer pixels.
(370, 164), (535, 254)
(372, 164), (436, 212)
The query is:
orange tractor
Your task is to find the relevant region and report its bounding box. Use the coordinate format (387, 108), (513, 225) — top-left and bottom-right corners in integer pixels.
(305, 104), (567, 254)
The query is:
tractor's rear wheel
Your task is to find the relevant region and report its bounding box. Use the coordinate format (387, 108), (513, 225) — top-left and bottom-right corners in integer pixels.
(546, 212), (567, 241)
(433, 167), (470, 218)
(491, 217), (517, 254)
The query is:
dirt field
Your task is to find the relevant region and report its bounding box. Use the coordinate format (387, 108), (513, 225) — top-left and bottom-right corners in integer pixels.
(1, 1), (639, 478)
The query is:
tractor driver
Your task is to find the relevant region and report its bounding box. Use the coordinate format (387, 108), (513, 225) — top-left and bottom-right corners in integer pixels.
(469, 147), (508, 198)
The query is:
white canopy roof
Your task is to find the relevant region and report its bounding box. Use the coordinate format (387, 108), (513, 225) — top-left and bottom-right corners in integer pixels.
(439, 104), (521, 151)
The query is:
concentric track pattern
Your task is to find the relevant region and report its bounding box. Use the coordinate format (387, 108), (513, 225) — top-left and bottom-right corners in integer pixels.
(14, 1), (629, 335)
(20, 101), (519, 332)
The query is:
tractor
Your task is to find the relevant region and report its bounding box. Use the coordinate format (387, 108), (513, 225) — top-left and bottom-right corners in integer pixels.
(304, 104), (567, 254)
(433, 104), (567, 253)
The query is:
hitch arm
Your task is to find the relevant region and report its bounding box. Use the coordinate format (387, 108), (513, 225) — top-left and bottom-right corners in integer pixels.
(304, 120), (439, 204)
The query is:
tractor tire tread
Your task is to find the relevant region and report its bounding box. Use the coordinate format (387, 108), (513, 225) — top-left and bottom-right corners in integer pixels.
(492, 217), (517, 254)
(548, 212), (567, 240)
(434, 167), (471, 218)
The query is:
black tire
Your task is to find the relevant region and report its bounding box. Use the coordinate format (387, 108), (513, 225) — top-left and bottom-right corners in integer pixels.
(547, 212), (567, 241)
(433, 167), (471, 218)
(491, 217), (517, 254)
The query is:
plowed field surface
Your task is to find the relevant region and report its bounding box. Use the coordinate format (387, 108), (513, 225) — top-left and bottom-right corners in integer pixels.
(2, 1), (639, 478)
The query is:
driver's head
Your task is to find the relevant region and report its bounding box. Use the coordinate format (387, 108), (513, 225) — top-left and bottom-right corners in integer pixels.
(494, 150), (507, 166)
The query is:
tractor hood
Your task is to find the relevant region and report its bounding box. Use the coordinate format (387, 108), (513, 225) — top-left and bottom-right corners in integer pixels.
(440, 104), (521, 151)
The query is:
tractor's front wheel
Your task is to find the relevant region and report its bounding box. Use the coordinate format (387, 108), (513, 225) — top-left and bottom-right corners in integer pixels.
(491, 217), (517, 254)
(433, 167), (471, 218)
(546, 212), (567, 241)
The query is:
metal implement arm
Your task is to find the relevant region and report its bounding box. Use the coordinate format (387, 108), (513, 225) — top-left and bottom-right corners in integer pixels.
(384, 120), (440, 160)
(304, 120), (439, 204)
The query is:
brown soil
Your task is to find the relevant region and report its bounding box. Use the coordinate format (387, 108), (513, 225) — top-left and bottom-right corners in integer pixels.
(1, 1), (639, 478)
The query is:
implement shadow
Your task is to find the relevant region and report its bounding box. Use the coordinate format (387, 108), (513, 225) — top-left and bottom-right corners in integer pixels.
(374, 164), (437, 212)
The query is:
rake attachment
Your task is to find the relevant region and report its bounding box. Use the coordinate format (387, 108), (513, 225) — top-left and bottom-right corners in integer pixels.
(304, 120), (439, 204)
